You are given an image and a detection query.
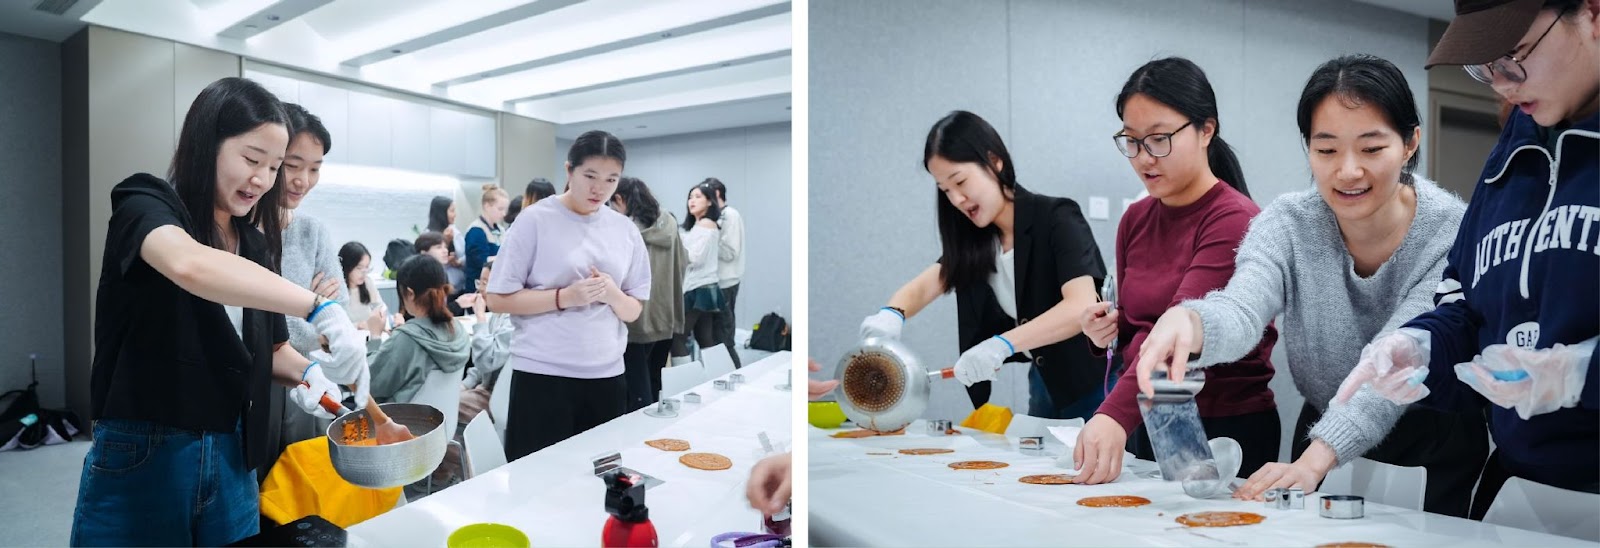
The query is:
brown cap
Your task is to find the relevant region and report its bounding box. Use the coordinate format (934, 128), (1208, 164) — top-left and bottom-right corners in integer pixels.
(1426, 0), (1545, 68)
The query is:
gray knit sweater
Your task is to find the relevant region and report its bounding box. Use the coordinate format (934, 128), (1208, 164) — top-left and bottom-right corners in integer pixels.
(282, 213), (349, 356)
(1182, 178), (1465, 465)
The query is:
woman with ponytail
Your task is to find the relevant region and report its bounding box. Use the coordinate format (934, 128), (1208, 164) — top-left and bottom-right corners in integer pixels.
(1072, 57), (1279, 485)
(366, 255), (470, 404)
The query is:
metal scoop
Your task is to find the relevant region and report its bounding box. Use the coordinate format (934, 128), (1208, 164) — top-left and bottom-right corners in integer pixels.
(1136, 369), (1229, 498)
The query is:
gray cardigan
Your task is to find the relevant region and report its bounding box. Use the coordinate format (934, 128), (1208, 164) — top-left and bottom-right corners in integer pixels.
(1182, 178), (1466, 465)
(282, 213), (348, 356)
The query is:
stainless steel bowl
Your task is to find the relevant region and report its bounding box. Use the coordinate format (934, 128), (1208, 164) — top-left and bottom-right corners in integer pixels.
(325, 403), (448, 489)
(835, 337), (950, 433)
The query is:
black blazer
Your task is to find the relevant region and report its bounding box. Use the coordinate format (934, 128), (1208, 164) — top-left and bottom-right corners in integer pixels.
(953, 185), (1108, 408)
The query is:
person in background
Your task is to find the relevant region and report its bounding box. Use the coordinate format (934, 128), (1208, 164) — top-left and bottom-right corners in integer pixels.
(705, 178), (745, 368)
(859, 111), (1107, 420)
(505, 199), (523, 227)
(425, 194), (468, 293)
(1075, 57), (1278, 485)
(70, 77), (369, 546)
(366, 255), (470, 405)
(523, 177), (557, 209)
(1131, 55), (1484, 516)
(486, 131), (649, 460)
(613, 177), (687, 410)
(264, 103), (350, 473)
(464, 184), (509, 293)
(414, 232), (450, 267)
(457, 258), (515, 408)
(338, 241), (392, 335)
(671, 183), (726, 366)
(1336, 0), (1598, 518)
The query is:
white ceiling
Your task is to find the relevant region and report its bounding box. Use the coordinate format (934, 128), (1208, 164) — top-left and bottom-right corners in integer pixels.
(0, 0), (791, 139)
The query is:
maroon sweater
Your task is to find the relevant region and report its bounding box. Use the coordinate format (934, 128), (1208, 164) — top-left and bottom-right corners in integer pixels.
(1096, 182), (1277, 433)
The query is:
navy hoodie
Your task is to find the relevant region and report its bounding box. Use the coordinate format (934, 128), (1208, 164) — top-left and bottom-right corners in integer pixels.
(1403, 108), (1598, 490)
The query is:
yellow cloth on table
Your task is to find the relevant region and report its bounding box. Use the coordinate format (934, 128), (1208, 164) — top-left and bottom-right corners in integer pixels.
(259, 437), (403, 528)
(959, 403), (1013, 434)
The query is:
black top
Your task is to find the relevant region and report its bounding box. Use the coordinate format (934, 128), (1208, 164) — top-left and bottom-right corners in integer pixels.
(91, 173), (289, 470)
(952, 185), (1108, 407)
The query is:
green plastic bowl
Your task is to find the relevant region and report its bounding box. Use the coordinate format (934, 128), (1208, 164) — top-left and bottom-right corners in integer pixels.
(809, 401), (847, 428)
(448, 523), (529, 548)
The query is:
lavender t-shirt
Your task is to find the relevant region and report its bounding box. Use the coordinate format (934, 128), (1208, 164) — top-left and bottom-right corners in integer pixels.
(486, 197), (651, 379)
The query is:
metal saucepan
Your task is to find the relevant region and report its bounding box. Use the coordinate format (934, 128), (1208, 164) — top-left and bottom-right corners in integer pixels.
(325, 402), (448, 489)
(834, 337), (954, 433)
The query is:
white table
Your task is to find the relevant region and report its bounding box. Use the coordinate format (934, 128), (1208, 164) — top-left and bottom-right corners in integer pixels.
(348, 352), (795, 547)
(810, 421), (1597, 547)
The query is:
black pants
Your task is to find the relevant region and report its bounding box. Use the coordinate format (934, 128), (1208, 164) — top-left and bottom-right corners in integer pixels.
(623, 339), (672, 412)
(712, 283), (743, 368)
(1293, 402), (1487, 518)
(504, 370), (627, 461)
(672, 308), (719, 357)
(1129, 408), (1281, 479)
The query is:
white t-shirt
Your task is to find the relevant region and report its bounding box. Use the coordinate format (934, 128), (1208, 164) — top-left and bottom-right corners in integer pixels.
(987, 242), (1030, 358)
(225, 305), (244, 339)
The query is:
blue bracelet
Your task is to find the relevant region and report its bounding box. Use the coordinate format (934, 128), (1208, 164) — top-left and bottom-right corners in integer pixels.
(307, 299), (338, 322)
(301, 361), (320, 382)
(994, 335), (1016, 355)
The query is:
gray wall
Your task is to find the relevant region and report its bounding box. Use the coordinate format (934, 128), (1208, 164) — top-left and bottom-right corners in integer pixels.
(555, 122), (793, 330)
(0, 32), (64, 408)
(810, 0), (1430, 460)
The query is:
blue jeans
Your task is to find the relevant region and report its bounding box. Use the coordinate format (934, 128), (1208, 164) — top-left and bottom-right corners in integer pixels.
(70, 418), (259, 547)
(1027, 366), (1114, 420)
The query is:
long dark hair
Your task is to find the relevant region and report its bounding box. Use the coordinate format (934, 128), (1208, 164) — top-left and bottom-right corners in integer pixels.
(682, 183), (722, 231)
(395, 255), (454, 333)
(567, 130), (627, 172)
(338, 241), (372, 305)
(169, 77), (290, 270)
(1116, 57), (1250, 198)
(614, 177), (662, 228)
(703, 177), (727, 202)
(924, 110), (1017, 292)
(283, 102), (332, 155)
(427, 195), (452, 233)
(524, 178), (556, 206)
(1298, 55), (1421, 185)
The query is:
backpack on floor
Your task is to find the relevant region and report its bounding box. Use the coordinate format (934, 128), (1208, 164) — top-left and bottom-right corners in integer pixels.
(0, 355), (82, 452)
(749, 313), (791, 352)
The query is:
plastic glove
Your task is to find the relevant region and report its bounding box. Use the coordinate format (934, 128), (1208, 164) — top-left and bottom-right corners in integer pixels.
(288, 362), (342, 420)
(954, 336), (1013, 386)
(859, 308), (904, 341)
(1334, 328), (1432, 406)
(1455, 339), (1595, 419)
(309, 300), (369, 383)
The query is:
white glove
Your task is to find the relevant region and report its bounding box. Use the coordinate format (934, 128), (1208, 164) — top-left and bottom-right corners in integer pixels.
(289, 362), (343, 420)
(860, 308), (904, 341)
(1334, 328), (1432, 406)
(309, 299), (368, 384)
(1454, 338), (1595, 420)
(308, 349), (370, 411)
(954, 336), (1014, 386)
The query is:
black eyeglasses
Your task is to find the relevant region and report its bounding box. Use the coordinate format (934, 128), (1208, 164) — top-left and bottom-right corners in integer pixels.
(1114, 121), (1192, 158)
(1465, 10), (1565, 85)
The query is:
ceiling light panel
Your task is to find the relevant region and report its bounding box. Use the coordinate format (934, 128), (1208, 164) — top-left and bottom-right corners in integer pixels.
(448, 11), (789, 105)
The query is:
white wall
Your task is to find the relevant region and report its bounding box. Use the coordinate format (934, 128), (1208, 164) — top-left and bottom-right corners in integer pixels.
(810, 0), (1431, 460)
(555, 122), (793, 332)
